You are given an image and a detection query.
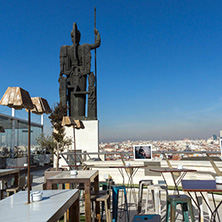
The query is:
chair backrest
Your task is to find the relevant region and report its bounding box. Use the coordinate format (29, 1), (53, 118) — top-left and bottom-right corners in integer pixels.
(106, 178), (114, 195)
(18, 176), (26, 189)
(163, 153), (173, 168)
(163, 153), (180, 179)
(26, 174), (33, 186)
(120, 154), (132, 174)
(206, 153), (222, 176)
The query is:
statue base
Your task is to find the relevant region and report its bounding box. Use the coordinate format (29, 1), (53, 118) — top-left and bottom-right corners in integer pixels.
(54, 120), (99, 168)
(70, 119), (99, 154)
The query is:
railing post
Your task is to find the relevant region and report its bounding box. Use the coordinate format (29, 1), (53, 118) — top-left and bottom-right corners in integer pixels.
(83, 151), (87, 161)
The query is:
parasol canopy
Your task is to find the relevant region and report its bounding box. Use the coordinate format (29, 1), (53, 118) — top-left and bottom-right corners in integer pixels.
(29, 97), (51, 115)
(0, 87), (33, 110)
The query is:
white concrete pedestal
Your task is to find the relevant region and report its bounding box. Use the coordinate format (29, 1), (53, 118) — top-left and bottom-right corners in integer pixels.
(54, 120), (99, 168)
(65, 120), (99, 153)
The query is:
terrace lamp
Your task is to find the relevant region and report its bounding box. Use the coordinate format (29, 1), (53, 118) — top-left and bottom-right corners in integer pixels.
(0, 87), (51, 204)
(62, 116), (82, 170)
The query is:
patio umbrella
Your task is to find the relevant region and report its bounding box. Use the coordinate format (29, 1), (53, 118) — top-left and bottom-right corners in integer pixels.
(0, 87), (33, 203)
(29, 97), (51, 114)
(62, 116), (83, 170)
(0, 87), (34, 110)
(0, 87), (51, 204)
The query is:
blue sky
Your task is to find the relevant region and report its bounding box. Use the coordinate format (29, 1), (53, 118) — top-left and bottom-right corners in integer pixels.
(1, 0), (222, 142)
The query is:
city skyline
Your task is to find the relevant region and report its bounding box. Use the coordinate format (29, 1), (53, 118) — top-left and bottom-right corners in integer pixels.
(1, 1), (222, 142)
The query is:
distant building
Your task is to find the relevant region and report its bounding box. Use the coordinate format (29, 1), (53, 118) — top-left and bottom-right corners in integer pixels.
(213, 135), (217, 140)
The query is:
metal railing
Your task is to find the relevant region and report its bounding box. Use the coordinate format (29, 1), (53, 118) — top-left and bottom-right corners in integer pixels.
(61, 150), (221, 163)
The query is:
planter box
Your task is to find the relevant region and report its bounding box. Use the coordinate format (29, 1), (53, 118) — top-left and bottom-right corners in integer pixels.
(6, 157), (27, 167)
(6, 156), (34, 168)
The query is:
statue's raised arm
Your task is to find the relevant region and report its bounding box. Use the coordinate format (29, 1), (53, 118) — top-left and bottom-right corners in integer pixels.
(89, 29), (101, 49)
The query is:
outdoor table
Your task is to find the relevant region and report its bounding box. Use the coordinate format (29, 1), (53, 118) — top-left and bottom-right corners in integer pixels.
(109, 165), (147, 217)
(150, 168), (196, 194)
(109, 165), (146, 186)
(182, 180), (222, 222)
(0, 189), (79, 221)
(0, 169), (20, 199)
(0, 169), (20, 183)
(6, 166), (35, 169)
(61, 164), (94, 170)
(46, 170), (99, 222)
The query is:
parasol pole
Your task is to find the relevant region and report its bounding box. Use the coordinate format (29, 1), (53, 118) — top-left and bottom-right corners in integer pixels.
(27, 110), (31, 203)
(73, 125), (77, 170)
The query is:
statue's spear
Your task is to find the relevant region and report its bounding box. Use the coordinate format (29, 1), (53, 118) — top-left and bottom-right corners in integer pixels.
(94, 7), (97, 118)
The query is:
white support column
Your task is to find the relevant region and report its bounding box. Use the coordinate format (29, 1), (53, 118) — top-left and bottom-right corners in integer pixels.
(12, 108), (15, 117)
(41, 114), (44, 134)
(220, 131), (222, 159)
(11, 108), (15, 158)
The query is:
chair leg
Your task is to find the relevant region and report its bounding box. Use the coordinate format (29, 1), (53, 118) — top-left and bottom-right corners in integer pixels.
(197, 195), (204, 222)
(170, 202), (176, 222)
(63, 211), (67, 222)
(104, 200), (111, 222)
(182, 203), (189, 222)
(203, 192), (212, 219)
(166, 201), (170, 222)
(91, 201), (95, 222)
(137, 183), (143, 213)
(112, 188), (118, 222)
(101, 201), (105, 220)
(145, 188), (149, 213)
(188, 199), (195, 222)
(154, 189), (160, 214)
(124, 191), (129, 222)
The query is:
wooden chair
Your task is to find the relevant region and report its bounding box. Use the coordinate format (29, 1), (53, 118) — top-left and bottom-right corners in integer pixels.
(24, 174), (33, 190)
(137, 179), (153, 214)
(91, 179), (112, 222)
(6, 175), (26, 196)
(120, 154), (132, 175)
(0, 180), (7, 200)
(206, 153), (222, 176)
(162, 153), (180, 180)
(146, 183), (168, 214)
(166, 195), (195, 222)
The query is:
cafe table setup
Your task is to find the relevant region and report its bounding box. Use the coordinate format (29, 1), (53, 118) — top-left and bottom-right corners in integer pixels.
(0, 168), (20, 199)
(182, 178), (222, 222)
(109, 164), (146, 186)
(150, 167), (197, 194)
(0, 168), (20, 184)
(46, 169), (99, 222)
(0, 189), (79, 221)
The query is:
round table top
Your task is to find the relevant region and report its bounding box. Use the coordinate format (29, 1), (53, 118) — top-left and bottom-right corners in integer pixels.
(150, 167), (197, 173)
(109, 165), (147, 169)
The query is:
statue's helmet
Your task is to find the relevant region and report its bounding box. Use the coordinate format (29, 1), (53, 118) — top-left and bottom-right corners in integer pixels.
(71, 23), (81, 44)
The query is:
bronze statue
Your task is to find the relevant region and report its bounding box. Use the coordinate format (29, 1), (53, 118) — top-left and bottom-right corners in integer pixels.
(59, 23), (101, 120)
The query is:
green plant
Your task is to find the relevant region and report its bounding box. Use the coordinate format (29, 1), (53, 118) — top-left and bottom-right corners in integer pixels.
(36, 133), (57, 154)
(49, 103), (72, 170)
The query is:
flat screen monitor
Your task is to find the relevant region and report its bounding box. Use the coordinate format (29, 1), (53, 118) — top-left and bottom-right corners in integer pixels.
(133, 145), (152, 161)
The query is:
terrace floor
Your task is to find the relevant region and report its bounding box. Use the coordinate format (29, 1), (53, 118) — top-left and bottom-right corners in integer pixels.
(31, 168), (222, 221)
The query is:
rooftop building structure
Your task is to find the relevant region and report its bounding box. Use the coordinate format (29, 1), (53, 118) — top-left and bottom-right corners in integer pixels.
(0, 112), (43, 156)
